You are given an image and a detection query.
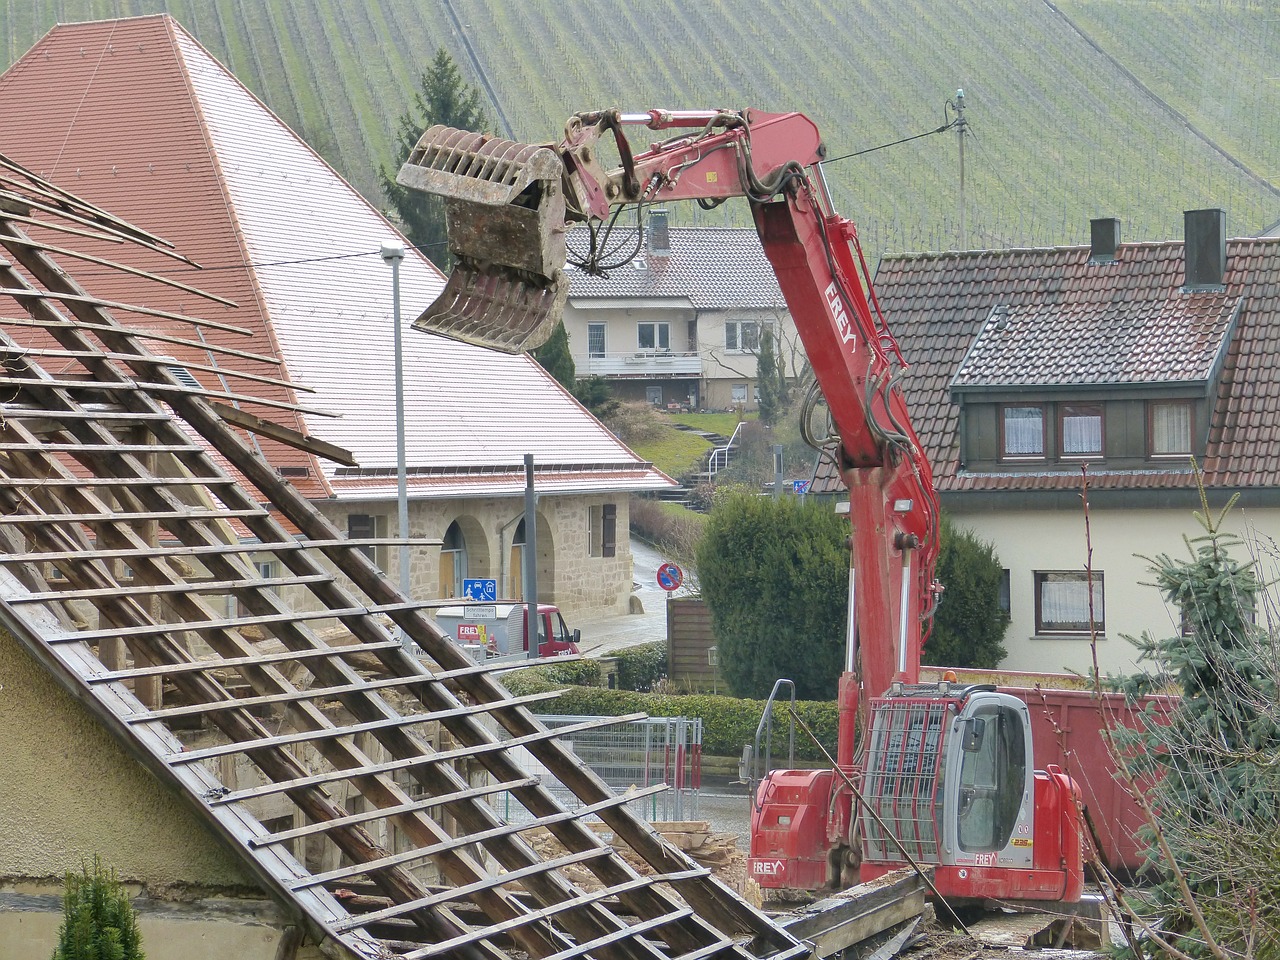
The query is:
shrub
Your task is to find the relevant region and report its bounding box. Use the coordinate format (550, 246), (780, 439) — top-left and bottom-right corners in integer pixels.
(602, 401), (665, 445)
(696, 490), (848, 700)
(613, 641), (667, 692)
(924, 514), (1009, 668)
(52, 856), (145, 960)
(629, 498), (706, 566)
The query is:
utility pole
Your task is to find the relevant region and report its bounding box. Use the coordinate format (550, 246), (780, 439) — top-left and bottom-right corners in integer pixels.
(955, 88), (968, 250)
(381, 241), (411, 649)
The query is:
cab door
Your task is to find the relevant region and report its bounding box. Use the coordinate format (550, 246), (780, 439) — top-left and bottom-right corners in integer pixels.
(941, 692), (1036, 869)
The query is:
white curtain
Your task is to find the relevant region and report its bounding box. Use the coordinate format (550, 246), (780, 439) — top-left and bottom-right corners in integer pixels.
(1041, 575), (1103, 627)
(1062, 409), (1102, 455)
(1152, 403), (1191, 455)
(1004, 407), (1043, 455)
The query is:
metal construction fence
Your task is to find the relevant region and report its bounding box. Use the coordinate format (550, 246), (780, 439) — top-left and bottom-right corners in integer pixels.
(493, 715), (702, 824)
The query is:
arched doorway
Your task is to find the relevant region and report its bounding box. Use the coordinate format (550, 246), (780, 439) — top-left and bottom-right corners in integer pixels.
(439, 521), (467, 598)
(506, 514), (557, 601)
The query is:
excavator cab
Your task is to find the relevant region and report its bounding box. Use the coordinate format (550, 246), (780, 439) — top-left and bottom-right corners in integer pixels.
(859, 684), (1083, 903)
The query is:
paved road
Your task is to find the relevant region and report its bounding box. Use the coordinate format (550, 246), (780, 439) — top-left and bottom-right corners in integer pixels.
(575, 539), (690, 656)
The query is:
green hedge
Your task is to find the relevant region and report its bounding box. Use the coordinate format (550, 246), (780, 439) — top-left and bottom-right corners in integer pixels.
(503, 666), (839, 762)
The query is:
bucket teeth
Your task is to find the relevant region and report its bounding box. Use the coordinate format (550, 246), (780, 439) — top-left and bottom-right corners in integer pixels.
(413, 260), (568, 354)
(397, 126), (569, 353)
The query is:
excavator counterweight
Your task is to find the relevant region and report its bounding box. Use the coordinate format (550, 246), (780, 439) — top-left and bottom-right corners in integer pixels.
(396, 125), (569, 352)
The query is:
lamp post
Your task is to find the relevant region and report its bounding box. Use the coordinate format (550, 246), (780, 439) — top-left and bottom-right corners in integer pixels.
(380, 241), (410, 648)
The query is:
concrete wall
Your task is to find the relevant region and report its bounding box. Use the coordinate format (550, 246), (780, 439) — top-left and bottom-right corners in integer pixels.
(0, 628), (315, 960)
(952, 503), (1280, 677)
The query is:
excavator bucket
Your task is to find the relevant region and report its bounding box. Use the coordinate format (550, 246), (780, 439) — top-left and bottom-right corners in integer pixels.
(396, 125), (569, 353)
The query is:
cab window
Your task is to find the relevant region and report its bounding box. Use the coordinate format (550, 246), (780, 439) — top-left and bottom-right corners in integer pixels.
(956, 705), (1027, 852)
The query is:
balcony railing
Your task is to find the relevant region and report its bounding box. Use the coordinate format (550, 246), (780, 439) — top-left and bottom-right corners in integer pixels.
(576, 351), (702, 378)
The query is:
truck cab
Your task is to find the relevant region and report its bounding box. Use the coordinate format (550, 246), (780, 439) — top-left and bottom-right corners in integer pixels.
(432, 602), (580, 660)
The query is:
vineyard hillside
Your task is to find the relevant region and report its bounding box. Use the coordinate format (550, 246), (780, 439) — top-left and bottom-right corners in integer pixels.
(2, 0), (1277, 263)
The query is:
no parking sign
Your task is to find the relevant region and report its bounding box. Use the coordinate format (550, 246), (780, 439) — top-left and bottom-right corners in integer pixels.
(656, 562), (684, 591)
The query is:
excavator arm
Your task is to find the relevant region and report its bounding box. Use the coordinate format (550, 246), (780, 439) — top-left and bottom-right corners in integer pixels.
(398, 107), (1083, 905)
(398, 108), (940, 706)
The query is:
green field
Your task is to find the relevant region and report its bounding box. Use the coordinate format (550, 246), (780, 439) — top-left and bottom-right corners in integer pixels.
(3, 0), (1277, 263)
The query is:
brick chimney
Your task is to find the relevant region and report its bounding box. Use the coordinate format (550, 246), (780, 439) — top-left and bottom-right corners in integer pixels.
(1184, 208), (1226, 290)
(1089, 217), (1120, 262)
(647, 208), (670, 257)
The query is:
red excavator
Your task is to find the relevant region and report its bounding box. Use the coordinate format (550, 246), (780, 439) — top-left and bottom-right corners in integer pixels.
(397, 108), (1084, 906)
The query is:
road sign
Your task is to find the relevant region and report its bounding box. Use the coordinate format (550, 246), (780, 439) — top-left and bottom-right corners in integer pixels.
(656, 562), (684, 591)
(462, 578), (497, 602)
(792, 479), (810, 495)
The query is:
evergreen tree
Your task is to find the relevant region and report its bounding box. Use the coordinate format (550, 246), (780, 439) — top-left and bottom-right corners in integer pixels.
(532, 321), (575, 391)
(1113, 495), (1280, 958)
(923, 514), (1008, 668)
(572, 375), (618, 421)
(755, 328), (787, 425)
(52, 857), (145, 960)
(696, 489), (848, 699)
(380, 48), (491, 268)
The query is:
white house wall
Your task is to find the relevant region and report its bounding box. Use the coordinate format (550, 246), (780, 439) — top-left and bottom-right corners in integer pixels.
(953, 505), (1280, 678)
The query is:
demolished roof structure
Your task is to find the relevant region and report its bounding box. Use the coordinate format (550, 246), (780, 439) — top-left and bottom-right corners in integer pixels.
(0, 115), (803, 960)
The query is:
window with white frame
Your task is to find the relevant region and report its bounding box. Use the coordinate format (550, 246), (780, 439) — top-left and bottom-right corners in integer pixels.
(587, 323), (606, 358)
(638, 321), (669, 351)
(1035, 571), (1104, 635)
(1060, 403), (1103, 457)
(1002, 405), (1045, 459)
(725, 319), (772, 353)
(731, 383), (748, 403)
(1150, 401), (1192, 457)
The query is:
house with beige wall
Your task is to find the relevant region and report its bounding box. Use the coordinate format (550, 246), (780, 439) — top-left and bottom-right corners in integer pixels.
(563, 214), (805, 411)
(857, 211), (1280, 677)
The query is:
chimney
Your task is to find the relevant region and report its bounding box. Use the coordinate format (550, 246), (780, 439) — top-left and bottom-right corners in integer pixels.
(1089, 217), (1120, 262)
(1184, 208), (1226, 289)
(647, 208), (670, 257)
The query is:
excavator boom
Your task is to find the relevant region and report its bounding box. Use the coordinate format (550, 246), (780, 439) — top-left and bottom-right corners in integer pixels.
(397, 108), (1082, 905)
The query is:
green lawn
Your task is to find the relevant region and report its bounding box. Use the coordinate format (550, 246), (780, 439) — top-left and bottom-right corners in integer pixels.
(628, 428), (711, 480)
(628, 412), (756, 479)
(666, 412), (753, 437)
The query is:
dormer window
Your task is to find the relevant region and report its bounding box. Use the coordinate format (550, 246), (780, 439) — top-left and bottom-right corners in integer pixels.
(1001, 405), (1045, 459)
(1060, 403), (1103, 458)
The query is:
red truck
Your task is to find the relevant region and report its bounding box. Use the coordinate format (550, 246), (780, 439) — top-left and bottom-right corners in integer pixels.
(432, 602), (580, 661)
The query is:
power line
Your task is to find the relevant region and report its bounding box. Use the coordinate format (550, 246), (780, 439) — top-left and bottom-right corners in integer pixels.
(824, 120), (957, 165)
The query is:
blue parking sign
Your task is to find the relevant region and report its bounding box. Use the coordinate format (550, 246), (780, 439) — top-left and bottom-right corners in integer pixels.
(462, 578), (497, 602)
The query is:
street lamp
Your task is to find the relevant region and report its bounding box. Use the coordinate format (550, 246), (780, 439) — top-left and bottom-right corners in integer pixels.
(380, 241), (410, 648)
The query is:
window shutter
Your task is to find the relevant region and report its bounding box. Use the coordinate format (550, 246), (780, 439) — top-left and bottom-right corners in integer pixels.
(602, 503), (616, 558)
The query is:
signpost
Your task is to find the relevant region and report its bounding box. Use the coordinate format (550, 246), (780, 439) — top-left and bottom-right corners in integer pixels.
(656, 562), (684, 592)
(462, 578), (497, 602)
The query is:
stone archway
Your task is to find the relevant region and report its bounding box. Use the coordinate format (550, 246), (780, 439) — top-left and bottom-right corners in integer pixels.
(437, 514), (489, 599)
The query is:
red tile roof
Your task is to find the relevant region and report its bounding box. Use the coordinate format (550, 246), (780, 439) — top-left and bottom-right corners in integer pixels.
(814, 238), (1280, 495)
(0, 16), (672, 499)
